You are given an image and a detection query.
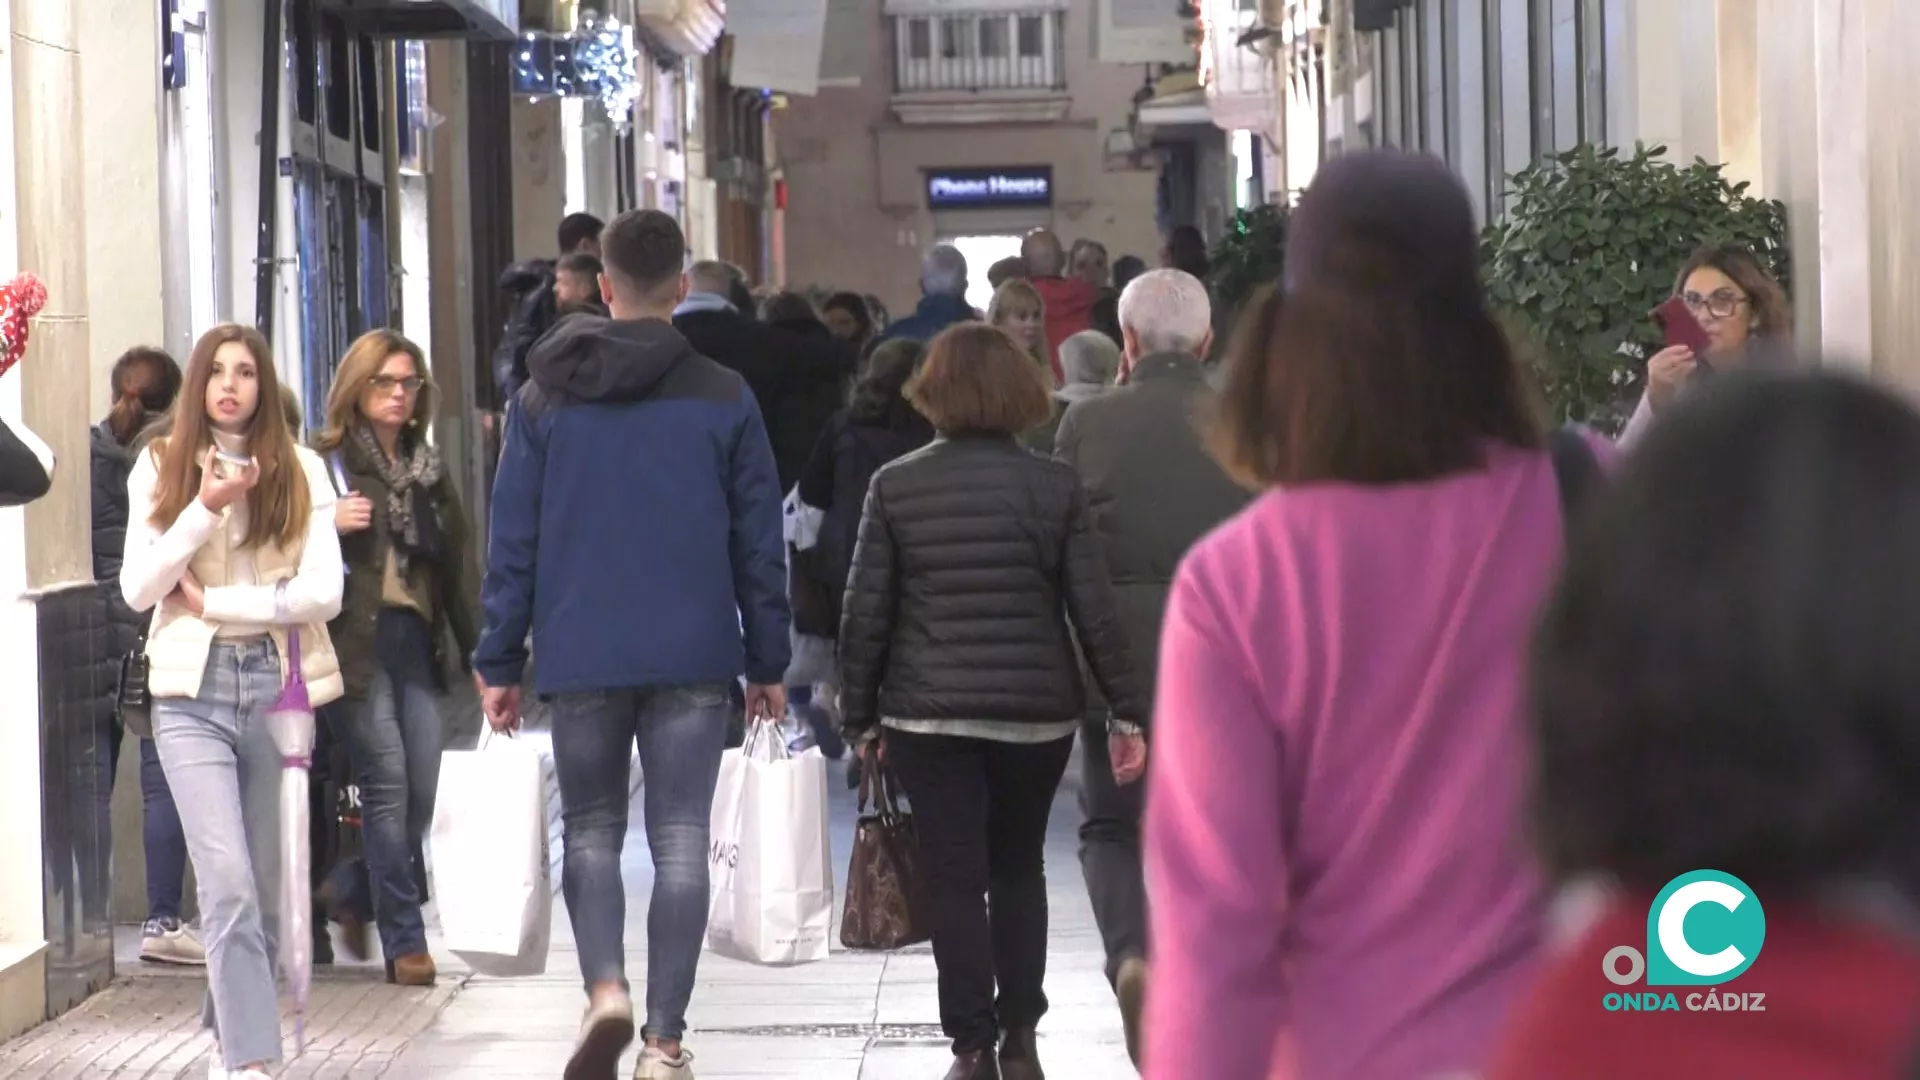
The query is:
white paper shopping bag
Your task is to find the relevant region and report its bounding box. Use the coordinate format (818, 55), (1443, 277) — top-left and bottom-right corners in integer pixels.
(706, 718), (835, 966)
(431, 731), (552, 977)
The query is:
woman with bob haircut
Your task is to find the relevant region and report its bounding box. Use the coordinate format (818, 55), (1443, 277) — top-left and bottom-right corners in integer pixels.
(1492, 369), (1920, 1079)
(120, 323), (344, 1078)
(313, 328), (477, 987)
(1620, 242), (1792, 447)
(1140, 150), (1611, 1080)
(838, 322), (1147, 1080)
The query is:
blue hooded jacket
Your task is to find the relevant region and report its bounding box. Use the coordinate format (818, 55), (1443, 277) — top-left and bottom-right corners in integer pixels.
(878, 292), (977, 345)
(474, 314), (792, 694)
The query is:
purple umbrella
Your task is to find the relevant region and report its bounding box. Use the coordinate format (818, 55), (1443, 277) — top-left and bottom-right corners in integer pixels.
(266, 630), (315, 1052)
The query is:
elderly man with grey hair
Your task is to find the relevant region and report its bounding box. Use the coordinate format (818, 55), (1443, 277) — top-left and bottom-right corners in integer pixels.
(1049, 267), (1251, 1068)
(881, 244), (976, 344)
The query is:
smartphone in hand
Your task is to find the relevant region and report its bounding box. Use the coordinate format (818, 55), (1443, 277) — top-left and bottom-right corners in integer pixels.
(1653, 295), (1713, 358)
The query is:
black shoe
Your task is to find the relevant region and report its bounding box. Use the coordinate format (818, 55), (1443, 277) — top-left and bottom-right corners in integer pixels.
(998, 1028), (1044, 1080)
(945, 1049), (1001, 1080)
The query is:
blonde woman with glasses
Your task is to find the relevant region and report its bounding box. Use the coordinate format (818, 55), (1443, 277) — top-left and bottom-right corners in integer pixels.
(313, 329), (477, 988)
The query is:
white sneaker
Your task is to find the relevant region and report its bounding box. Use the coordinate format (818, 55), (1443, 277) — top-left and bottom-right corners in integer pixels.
(564, 990), (635, 1080)
(634, 1046), (695, 1079)
(143, 918), (208, 966)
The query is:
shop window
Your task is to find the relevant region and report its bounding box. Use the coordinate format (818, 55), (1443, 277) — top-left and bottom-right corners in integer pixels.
(908, 18), (931, 59)
(323, 15), (352, 142)
(359, 35), (382, 154)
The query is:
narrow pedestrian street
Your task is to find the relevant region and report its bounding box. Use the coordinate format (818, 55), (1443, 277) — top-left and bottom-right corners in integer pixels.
(0, 737), (1133, 1078)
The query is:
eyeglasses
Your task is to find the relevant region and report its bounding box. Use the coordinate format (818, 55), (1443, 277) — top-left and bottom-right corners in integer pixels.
(1681, 290), (1749, 320)
(371, 374), (424, 393)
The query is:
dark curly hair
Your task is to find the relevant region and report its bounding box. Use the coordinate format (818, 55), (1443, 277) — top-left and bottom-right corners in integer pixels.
(1531, 368), (1920, 898)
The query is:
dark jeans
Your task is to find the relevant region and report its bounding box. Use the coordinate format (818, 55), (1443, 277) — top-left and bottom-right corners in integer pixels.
(549, 683), (731, 1042)
(1077, 714), (1146, 984)
(337, 608), (445, 958)
(885, 729), (1075, 1055)
(140, 737), (190, 922)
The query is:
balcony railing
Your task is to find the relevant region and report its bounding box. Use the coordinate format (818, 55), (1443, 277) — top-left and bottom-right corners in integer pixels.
(892, 11), (1066, 94)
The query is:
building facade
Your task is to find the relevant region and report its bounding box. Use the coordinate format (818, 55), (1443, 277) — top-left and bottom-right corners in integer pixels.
(776, 0), (1168, 315)
(1262, 0), (1920, 384)
(0, 0), (529, 1035)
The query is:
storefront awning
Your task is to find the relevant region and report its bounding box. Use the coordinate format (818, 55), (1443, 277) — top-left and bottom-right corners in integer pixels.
(319, 0), (518, 39)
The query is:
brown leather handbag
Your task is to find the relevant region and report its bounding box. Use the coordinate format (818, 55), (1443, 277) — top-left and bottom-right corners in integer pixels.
(840, 767), (929, 951)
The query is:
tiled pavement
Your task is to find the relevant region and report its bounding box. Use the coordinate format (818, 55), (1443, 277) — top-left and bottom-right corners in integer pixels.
(1, 736), (1133, 1079)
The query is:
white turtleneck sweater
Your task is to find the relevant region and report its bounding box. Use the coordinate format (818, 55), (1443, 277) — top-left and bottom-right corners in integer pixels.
(120, 428), (342, 639)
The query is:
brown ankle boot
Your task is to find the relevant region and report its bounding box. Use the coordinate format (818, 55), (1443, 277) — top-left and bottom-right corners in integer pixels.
(944, 1048), (1002, 1080)
(387, 952), (437, 986)
(997, 1028), (1044, 1080)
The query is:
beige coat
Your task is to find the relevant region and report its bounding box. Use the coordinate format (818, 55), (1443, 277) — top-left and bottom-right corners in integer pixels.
(124, 441), (345, 706)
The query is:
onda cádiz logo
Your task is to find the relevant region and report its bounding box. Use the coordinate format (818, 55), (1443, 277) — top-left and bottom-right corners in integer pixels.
(1601, 870), (1767, 1013)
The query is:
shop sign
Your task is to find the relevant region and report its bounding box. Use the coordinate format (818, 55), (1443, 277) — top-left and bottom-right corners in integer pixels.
(925, 167), (1054, 209)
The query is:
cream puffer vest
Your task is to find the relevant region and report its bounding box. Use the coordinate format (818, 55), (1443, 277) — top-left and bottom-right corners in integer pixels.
(144, 445), (344, 707)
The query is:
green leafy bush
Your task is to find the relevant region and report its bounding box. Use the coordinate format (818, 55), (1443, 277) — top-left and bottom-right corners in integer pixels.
(1480, 144), (1791, 432)
(1208, 202), (1291, 326)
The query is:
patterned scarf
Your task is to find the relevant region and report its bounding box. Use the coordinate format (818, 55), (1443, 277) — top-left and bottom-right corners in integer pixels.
(351, 422), (442, 574)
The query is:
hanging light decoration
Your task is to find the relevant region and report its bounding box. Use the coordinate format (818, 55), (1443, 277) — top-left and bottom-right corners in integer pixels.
(571, 12), (641, 127)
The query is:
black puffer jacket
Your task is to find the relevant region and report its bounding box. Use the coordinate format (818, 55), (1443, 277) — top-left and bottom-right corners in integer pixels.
(90, 421), (144, 723)
(837, 435), (1146, 738)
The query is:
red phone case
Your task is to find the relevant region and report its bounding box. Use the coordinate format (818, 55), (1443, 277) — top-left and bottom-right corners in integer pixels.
(1653, 296), (1712, 355)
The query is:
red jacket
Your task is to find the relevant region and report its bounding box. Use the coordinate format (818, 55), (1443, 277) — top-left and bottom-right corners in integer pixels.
(1489, 896), (1920, 1080)
(1030, 276), (1097, 384)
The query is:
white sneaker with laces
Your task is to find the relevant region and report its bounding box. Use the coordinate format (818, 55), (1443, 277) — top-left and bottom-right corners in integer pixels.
(633, 1046), (695, 1079)
(143, 918), (208, 965)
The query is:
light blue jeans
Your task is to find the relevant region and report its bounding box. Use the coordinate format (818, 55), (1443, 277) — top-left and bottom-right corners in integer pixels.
(549, 684), (731, 1042)
(152, 638), (286, 1069)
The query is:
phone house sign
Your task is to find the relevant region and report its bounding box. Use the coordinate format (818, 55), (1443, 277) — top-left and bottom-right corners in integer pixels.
(925, 167), (1054, 210)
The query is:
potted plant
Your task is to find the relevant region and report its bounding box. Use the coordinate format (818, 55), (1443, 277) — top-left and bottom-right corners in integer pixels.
(1480, 143), (1791, 432)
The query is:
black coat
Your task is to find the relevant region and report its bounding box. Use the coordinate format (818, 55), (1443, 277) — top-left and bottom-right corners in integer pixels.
(794, 404), (934, 633)
(90, 422), (143, 724)
(493, 259), (557, 403)
(837, 435), (1147, 738)
(674, 307), (855, 491)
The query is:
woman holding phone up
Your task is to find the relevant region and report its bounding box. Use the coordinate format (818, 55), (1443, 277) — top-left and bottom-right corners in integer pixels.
(121, 324), (344, 1078)
(1619, 244), (1790, 448)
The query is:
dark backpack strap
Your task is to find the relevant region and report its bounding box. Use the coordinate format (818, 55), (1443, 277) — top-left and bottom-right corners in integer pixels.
(1549, 426), (1602, 524)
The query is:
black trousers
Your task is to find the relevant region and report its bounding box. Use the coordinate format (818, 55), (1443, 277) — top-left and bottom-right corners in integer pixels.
(885, 729), (1075, 1054)
(1077, 713), (1147, 983)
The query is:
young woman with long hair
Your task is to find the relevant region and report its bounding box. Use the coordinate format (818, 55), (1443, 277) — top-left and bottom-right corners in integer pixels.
(313, 329), (476, 987)
(120, 324), (344, 1078)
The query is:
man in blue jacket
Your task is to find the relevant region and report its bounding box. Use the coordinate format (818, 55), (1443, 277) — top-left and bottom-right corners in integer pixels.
(473, 208), (791, 1080)
(877, 244), (975, 344)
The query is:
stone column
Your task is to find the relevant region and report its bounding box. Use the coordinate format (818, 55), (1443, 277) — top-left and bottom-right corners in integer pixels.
(1865, 0), (1920, 389)
(1755, 0), (1819, 349)
(1714, 0), (1761, 191)
(510, 96), (565, 261)
(1811, 0), (1870, 369)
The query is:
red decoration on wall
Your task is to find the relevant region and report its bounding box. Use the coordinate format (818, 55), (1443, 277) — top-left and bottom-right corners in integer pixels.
(0, 272), (47, 379)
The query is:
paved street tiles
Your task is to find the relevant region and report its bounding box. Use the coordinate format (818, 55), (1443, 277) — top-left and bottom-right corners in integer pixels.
(4, 743), (1134, 1078)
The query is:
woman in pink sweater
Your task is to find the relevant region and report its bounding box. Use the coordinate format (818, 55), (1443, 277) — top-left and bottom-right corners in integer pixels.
(1141, 151), (1605, 1079)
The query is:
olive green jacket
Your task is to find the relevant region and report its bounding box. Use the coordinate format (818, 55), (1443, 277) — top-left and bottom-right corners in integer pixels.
(320, 433), (478, 700)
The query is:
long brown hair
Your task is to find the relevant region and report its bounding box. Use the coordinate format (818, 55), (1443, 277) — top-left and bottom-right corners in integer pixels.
(313, 329), (435, 453)
(147, 324), (311, 550)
